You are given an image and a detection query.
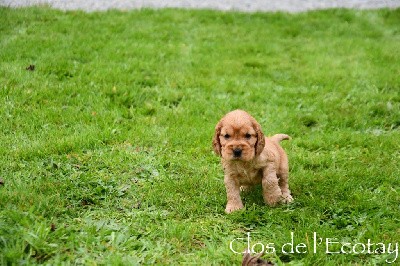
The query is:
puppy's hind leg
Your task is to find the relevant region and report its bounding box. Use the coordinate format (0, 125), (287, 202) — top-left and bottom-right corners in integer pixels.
(262, 163), (282, 206)
(278, 152), (293, 204)
(278, 172), (293, 204)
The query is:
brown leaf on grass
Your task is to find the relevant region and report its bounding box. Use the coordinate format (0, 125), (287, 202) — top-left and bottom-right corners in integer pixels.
(26, 65), (35, 71)
(242, 251), (275, 266)
(192, 238), (206, 248)
(50, 223), (56, 232)
(133, 201), (142, 209)
(81, 199), (94, 206)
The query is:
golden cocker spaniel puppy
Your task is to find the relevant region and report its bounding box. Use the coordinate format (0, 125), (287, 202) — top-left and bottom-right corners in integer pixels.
(212, 110), (293, 213)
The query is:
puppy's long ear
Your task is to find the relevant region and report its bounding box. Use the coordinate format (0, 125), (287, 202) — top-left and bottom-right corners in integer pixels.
(212, 121), (222, 156)
(253, 120), (265, 156)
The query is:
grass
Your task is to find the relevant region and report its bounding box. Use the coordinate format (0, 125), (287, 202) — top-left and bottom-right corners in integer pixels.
(0, 6), (399, 265)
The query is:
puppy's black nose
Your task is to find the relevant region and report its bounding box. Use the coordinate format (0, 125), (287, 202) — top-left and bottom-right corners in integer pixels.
(233, 148), (242, 158)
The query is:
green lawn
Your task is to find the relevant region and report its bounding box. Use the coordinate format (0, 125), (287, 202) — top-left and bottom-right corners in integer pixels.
(0, 6), (399, 265)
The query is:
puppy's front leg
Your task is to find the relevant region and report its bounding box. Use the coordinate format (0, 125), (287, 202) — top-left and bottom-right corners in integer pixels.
(224, 174), (244, 213)
(262, 163), (282, 206)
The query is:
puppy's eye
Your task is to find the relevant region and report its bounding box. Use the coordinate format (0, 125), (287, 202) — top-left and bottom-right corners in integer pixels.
(224, 134), (230, 139)
(245, 133), (252, 139)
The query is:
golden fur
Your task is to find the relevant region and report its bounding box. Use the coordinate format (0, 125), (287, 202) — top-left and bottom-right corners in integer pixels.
(213, 110), (293, 213)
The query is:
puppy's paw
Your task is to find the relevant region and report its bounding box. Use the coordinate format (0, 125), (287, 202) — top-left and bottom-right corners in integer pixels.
(225, 202), (244, 214)
(281, 194), (293, 204)
(264, 194), (282, 207)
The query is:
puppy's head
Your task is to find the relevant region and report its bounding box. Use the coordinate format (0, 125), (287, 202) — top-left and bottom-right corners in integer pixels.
(213, 110), (265, 161)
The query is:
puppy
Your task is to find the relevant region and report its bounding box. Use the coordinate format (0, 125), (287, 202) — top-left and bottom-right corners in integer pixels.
(212, 110), (293, 213)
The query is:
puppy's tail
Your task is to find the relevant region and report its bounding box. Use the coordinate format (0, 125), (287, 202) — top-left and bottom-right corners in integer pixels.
(270, 134), (291, 142)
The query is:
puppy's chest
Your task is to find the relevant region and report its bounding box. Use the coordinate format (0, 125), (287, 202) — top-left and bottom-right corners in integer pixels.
(228, 164), (262, 185)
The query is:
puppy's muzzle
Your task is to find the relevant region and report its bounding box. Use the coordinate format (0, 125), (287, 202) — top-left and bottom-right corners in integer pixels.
(233, 148), (242, 158)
